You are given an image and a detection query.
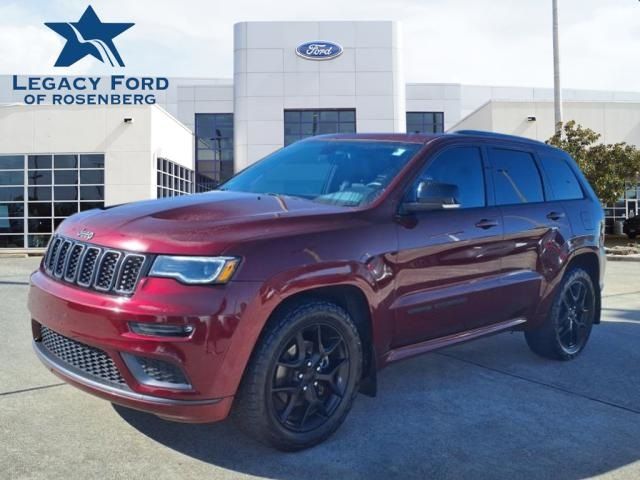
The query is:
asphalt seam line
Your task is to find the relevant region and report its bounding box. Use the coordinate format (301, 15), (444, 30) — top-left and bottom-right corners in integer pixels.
(435, 351), (640, 416)
(602, 290), (640, 299)
(0, 383), (66, 397)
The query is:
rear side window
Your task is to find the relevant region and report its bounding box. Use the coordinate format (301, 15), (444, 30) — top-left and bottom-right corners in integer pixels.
(417, 146), (485, 208)
(490, 148), (544, 205)
(539, 153), (584, 200)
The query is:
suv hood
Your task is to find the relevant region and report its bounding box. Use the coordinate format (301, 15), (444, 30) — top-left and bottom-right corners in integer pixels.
(57, 191), (354, 255)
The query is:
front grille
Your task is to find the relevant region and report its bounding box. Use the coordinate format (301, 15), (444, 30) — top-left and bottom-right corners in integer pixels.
(44, 235), (148, 296)
(39, 326), (126, 386)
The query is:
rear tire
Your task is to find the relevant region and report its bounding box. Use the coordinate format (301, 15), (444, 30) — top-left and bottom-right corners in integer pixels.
(525, 268), (596, 361)
(233, 301), (362, 451)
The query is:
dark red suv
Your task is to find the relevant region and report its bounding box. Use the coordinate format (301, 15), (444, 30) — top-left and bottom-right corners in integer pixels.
(29, 131), (605, 450)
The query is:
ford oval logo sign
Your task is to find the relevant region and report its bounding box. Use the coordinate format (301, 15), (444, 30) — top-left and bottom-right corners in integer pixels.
(296, 41), (343, 61)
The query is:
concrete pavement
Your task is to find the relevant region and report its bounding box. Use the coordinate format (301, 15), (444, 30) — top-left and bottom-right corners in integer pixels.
(2, 257), (640, 479)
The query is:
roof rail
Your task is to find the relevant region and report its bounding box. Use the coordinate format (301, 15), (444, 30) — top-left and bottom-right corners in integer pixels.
(453, 129), (546, 145)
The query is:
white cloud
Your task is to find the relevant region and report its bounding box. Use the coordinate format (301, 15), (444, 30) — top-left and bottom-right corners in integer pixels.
(1, 0), (639, 91)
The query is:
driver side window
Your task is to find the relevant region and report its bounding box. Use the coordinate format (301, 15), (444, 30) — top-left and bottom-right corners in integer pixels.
(412, 146), (486, 209)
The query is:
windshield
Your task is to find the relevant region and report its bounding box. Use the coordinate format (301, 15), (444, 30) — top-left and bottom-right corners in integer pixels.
(219, 139), (421, 207)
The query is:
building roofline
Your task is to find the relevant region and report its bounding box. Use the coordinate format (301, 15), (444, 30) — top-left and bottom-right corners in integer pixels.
(446, 100), (492, 132)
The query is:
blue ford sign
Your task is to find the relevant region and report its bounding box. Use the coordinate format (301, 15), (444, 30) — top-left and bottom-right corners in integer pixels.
(296, 41), (343, 61)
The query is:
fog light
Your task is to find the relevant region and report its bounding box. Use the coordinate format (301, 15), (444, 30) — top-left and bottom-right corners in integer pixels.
(128, 322), (194, 338)
(121, 353), (191, 390)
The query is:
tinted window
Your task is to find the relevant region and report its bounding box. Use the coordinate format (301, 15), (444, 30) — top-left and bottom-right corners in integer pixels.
(406, 112), (445, 134)
(80, 154), (105, 169)
(28, 155), (52, 169)
(539, 153), (583, 200)
(0, 155), (24, 170)
(490, 149), (544, 205)
(195, 113), (234, 184)
(54, 155), (78, 169)
(0, 171), (23, 186)
(415, 147), (485, 208)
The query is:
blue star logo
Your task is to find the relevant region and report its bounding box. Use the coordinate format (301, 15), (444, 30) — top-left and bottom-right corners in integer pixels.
(45, 6), (134, 67)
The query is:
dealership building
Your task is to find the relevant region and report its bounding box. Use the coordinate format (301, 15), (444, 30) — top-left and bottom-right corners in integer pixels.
(2, 20), (640, 250)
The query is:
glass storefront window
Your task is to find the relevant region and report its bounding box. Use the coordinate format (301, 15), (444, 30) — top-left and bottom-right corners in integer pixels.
(0, 154), (105, 248)
(156, 157), (197, 198)
(283, 109), (356, 146)
(603, 181), (640, 233)
(195, 113), (234, 185)
(406, 112), (445, 134)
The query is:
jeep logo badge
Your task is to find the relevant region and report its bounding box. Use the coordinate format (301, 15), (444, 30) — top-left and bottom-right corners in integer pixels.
(77, 228), (94, 240)
(296, 41), (343, 61)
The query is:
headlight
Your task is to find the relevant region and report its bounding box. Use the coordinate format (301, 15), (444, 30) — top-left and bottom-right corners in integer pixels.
(149, 256), (240, 285)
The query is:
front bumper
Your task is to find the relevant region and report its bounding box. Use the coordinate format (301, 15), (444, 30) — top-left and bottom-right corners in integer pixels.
(33, 338), (232, 422)
(28, 267), (263, 423)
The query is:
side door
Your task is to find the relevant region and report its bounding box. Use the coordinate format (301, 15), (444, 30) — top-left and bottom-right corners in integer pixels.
(392, 144), (506, 347)
(484, 145), (573, 326)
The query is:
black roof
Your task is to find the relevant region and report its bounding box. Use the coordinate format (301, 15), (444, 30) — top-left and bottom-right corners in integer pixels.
(451, 129), (548, 147)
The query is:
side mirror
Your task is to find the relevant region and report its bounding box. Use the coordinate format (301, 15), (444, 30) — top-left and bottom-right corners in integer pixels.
(403, 181), (461, 212)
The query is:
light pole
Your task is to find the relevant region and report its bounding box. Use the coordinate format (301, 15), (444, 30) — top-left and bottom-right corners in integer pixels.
(553, 0), (563, 135)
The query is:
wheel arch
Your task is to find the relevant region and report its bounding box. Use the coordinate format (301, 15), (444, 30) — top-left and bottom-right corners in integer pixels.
(564, 250), (602, 324)
(256, 284), (378, 397)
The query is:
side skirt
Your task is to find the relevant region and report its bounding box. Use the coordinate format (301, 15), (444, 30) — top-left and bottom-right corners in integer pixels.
(384, 317), (527, 364)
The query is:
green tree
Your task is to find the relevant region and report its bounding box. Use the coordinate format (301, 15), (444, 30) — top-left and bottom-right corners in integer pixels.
(547, 121), (640, 205)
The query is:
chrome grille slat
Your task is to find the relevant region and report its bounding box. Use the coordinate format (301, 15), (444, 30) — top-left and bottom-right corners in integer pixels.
(45, 237), (62, 272)
(94, 250), (122, 292)
(77, 246), (102, 287)
(43, 235), (147, 296)
(114, 254), (146, 295)
(53, 240), (72, 278)
(63, 243), (85, 282)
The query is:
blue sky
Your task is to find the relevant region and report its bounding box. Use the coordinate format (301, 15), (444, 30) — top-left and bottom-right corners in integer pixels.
(1, 0), (639, 91)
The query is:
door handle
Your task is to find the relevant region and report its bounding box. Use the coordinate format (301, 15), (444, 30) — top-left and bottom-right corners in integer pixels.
(546, 211), (566, 221)
(475, 219), (499, 229)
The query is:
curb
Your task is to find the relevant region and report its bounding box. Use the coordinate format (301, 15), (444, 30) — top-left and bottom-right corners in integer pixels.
(606, 255), (640, 263)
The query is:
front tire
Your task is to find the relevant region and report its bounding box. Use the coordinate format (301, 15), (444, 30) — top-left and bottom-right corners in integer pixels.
(233, 301), (362, 451)
(525, 268), (596, 361)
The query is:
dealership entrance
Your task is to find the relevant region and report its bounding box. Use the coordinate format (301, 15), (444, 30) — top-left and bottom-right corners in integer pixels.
(604, 183), (640, 233)
(627, 199), (637, 219)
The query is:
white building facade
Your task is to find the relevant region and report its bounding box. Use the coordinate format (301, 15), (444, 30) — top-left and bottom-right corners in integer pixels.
(1, 20), (640, 249)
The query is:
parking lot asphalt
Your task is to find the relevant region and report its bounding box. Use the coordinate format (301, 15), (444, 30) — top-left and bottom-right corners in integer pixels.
(2, 257), (640, 480)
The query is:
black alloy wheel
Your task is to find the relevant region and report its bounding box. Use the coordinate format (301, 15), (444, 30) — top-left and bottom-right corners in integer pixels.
(525, 268), (597, 361)
(233, 301), (362, 451)
(556, 276), (595, 354)
(268, 323), (350, 432)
